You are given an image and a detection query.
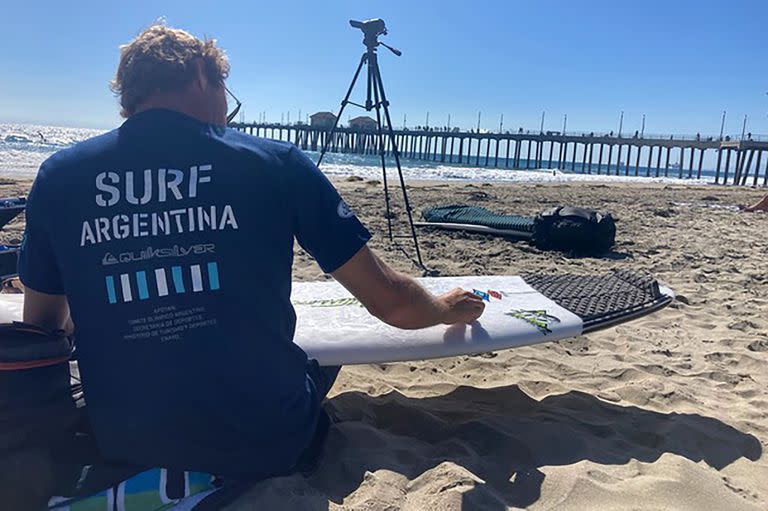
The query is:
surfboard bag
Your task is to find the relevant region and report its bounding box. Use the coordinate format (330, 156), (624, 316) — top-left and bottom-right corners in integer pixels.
(531, 206), (616, 255)
(421, 205), (535, 237)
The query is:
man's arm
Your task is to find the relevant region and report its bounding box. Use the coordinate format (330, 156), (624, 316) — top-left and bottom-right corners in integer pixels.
(331, 245), (485, 329)
(18, 161), (70, 332)
(22, 287), (71, 333)
(282, 145), (483, 327)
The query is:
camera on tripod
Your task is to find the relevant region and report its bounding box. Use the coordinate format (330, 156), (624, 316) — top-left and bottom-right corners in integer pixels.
(317, 18), (423, 269)
(349, 18), (387, 38)
(349, 18), (401, 56)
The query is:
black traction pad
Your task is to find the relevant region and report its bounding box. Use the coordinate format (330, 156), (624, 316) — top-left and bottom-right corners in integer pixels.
(524, 269), (673, 333)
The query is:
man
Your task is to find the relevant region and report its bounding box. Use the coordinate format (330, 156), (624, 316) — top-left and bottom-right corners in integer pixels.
(19, 25), (484, 479)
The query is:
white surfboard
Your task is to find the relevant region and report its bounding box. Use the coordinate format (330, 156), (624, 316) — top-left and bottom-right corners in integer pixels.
(414, 221), (533, 238)
(0, 274), (674, 366)
(292, 276), (583, 365)
(0, 294), (21, 324)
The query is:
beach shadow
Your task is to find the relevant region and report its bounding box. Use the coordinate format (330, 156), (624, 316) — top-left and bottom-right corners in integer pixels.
(442, 321), (491, 345)
(311, 385), (761, 509)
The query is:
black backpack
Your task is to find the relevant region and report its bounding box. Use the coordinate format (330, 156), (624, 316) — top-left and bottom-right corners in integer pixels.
(0, 323), (81, 510)
(532, 206), (616, 255)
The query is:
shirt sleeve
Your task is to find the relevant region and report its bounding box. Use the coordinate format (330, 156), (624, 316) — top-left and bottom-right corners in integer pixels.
(18, 167), (65, 294)
(287, 146), (372, 273)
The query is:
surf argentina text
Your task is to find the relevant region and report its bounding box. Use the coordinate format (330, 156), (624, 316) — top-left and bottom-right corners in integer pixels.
(81, 164), (239, 246)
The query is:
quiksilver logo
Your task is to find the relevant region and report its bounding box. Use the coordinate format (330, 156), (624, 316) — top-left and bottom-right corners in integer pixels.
(101, 244), (215, 266)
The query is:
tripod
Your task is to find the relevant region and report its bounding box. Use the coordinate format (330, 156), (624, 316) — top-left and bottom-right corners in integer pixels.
(317, 19), (426, 272)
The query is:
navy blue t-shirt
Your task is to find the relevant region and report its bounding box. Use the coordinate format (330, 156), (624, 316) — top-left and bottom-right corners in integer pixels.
(18, 109), (371, 477)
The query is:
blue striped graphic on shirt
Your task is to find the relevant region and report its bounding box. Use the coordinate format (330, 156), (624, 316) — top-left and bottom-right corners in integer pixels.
(104, 262), (221, 304)
(171, 266), (185, 293)
(136, 271), (149, 300)
(207, 262), (220, 290)
(105, 276), (117, 304)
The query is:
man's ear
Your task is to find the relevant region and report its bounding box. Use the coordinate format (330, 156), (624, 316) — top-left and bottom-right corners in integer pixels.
(192, 59), (209, 93)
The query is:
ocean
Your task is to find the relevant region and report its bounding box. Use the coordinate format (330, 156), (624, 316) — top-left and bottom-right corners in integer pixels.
(0, 123), (104, 178)
(0, 122), (713, 185)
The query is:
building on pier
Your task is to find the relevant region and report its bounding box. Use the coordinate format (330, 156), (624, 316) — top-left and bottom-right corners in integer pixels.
(310, 112), (337, 129)
(348, 116), (377, 132)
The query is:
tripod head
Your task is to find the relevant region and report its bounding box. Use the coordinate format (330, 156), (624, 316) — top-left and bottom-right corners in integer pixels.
(349, 18), (401, 56)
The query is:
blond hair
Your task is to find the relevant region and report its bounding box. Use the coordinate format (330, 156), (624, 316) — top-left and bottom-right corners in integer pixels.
(111, 24), (230, 117)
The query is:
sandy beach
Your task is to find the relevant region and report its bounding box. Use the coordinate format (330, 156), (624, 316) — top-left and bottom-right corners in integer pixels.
(1, 178), (766, 510)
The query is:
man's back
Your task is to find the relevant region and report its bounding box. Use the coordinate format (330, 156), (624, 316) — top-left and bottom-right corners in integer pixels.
(18, 24), (483, 481)
(19, 109), (371, 477)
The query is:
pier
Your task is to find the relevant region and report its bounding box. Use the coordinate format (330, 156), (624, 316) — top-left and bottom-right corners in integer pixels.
(230, 123), (768, 186)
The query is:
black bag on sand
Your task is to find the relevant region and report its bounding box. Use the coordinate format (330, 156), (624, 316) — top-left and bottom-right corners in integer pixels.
(532, 206), (616, 255)
(0, 323), (77, 453)
(0, 323), (79, 511)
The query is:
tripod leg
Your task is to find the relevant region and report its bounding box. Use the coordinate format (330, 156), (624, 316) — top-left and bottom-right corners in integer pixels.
(317, 53), (367, 167)
(366, 53), (374, 112)
(370, 56), (426, 270)
(369, 60), (395, 242)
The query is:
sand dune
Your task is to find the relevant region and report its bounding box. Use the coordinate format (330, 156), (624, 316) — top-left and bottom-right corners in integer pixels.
(1, 179), (766, 510)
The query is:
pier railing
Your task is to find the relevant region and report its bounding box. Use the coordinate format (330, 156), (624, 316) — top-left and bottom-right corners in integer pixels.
(230, 122), (768, 186)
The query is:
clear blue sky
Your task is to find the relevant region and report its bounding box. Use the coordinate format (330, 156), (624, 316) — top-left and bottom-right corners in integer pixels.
(1, 0), (766, 136)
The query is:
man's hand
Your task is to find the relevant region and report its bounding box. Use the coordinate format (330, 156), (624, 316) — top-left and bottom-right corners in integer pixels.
(332, 246), (486, 329)
(438, 288), (485, 325)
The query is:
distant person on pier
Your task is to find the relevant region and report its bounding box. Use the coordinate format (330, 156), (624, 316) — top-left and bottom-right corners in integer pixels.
(743, 193), (768, 212)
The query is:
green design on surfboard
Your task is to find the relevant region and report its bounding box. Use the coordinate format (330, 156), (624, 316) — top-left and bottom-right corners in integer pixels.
(505, 309), (561, 335)
(294, 297), (363, 307)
